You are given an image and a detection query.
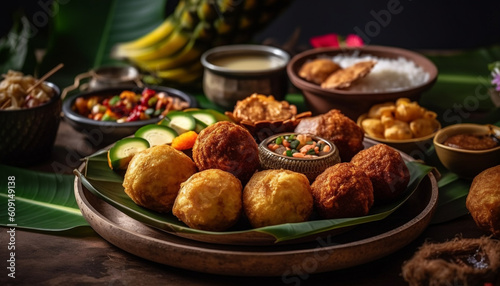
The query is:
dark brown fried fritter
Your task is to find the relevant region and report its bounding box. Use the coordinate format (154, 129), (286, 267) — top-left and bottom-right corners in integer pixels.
(192, 121), (259, 183)
(311, 163), (374, 219)
(350, 144), (410, 203)
(295, 109), (364, 161)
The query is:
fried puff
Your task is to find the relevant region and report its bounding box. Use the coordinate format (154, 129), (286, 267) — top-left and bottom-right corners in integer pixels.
(173, 169), (242, 231)
(122, 145), (197, 213)
(243, 169), (313, 228)
(192, 121), (259, 183)
(311, 163), (374, 219)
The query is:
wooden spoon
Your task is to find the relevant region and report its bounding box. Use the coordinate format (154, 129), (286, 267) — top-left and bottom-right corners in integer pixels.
(26, 63), (64, 94)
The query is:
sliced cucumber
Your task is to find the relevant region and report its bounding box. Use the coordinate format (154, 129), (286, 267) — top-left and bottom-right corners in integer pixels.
(194, 120), (208, 133)
(135, 124), (178, 146)
(165, 111), (196, 134)
(107, 137), (150, 170)
(186, 110), (217, 126)
(205, 109), (232, 122)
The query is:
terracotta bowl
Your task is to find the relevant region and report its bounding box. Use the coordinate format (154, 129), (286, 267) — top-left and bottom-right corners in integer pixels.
(357, 113), (441, 159)
(201, 44), (290, 108)
(0, 82), (61, 166)
(433, 123), (500, 178)
(287, 45), (438, 120)
(258, 133), (341, 181)
(63, 85), (197, 146)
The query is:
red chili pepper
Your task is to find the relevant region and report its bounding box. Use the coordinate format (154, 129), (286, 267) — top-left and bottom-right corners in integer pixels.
(140, 88), (156, 106)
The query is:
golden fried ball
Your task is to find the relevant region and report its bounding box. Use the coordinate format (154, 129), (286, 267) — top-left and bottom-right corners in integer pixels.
(311, 163), (374, 219)
(123, 145), (197, 213)
(350, 144), (410, 203)
(243, 169), (313, 228)
(172, 169), (242, 231)
(192, 121), (259, 183)
(466, 165), (500, 237)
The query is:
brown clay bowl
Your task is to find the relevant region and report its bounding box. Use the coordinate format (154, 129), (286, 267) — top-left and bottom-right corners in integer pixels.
(287, 45), (438, 120)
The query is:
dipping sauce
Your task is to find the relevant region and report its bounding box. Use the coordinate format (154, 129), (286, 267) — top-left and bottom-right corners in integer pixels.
(210, 54), (285, 71)
(443, 133), (499, 150)
(267, 134), (331, 158)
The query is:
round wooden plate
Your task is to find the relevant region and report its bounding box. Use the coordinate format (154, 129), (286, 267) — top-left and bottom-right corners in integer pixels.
(74, 140), (438, 276)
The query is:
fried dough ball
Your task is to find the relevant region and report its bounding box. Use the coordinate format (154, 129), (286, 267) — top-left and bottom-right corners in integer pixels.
(321, 61), (376, 89)
(466, 165), (500, 237)
(410, 118), (440, 138)
(368, 102), (396, 119)
(351, 144), (410, 203)
(123, 145), (197, 213)
(311, 163), (374, 219)
(172, 169), (242, 231)
(192, 121), (259, 183)
(243, 169), (313, 228)
(361, 118), (385, 139)
(295, 109), (364, 161)
(384, 120), (413, 140)
(298, 58), (342, 85)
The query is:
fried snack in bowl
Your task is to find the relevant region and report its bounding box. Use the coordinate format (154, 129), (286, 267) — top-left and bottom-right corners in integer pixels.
(173, 169), (242, 231)
(225, 93), (311, 142)
(351, 144), (410, 203)
(123, 145), (197, 213)
(466, 165), (500, 237)
(357, 98), (441, 155)
(298, 58), (341, 85)
(192, 121), (259, 183)
(321, 61), (376, 89)
(243, 169), (313, 228)
(311, 163), (374, 219)
(295, 109), (364, 161)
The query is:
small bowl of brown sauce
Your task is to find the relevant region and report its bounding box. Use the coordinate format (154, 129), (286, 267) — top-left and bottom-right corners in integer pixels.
(258, 133), (341, 181)
(434, 123), (500, 178)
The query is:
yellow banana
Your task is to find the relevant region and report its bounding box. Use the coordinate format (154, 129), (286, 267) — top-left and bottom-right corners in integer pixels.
(136, 40), (205, 71)
(155, 61), (203, 83)
(124, 27), (191, 62)
(114, 19), (176, 56)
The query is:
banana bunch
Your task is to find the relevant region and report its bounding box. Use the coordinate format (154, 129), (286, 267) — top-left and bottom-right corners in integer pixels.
(112, 0), (292, 85)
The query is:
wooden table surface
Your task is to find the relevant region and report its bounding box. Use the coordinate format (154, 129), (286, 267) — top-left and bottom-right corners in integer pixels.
(1, 119), (487, 286)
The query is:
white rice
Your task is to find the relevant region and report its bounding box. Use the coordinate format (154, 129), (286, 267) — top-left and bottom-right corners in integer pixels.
(331, 53), (430, 93)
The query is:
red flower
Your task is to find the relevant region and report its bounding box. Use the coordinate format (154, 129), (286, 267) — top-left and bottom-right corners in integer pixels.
(310, 33), (364, 48)
(345, 34), (364, 47)
(310, 33), (340, 48)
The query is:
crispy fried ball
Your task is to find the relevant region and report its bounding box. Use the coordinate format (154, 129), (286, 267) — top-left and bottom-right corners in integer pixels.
(243, 169), (313, 228)
(192, 121), (259, 183)
(172, 169), (242, 231)
(466, 165), (500, 237)
(295, 109), (364, 161)
(311, 163), (374, 219)
(123, 145), (197, 213)
(351, 144), (410, 203)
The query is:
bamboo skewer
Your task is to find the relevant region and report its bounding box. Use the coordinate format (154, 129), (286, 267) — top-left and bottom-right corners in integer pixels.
(26, 63), (64, 94)
(1, 98), (11, 109)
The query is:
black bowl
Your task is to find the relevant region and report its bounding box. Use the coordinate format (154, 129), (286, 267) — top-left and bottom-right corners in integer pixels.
(62, 85), (197, 146)
(0, 82), (61, 166)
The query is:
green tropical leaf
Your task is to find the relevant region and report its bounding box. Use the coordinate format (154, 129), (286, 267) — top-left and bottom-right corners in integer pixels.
(77, 151), (433, 243)
(0, 15), (35, 74)
(38, 0), (168, 91)
(0, 165), (89, 231)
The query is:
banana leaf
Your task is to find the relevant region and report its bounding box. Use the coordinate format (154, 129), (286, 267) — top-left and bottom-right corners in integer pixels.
(38, 0), (168, 90)
(0, 165), (89, 231)
(76, 150), (433, 243)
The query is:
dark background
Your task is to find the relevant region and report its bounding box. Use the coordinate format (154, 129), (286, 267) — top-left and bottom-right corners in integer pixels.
(1, 0), (500, 53)
(253, 0), (500, 50)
